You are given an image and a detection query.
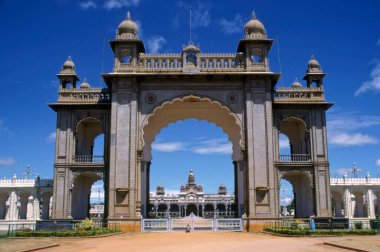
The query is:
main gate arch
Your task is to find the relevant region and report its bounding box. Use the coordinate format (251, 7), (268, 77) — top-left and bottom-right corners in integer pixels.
(139, 95), (245, 218)
(50, 12), (333, 231)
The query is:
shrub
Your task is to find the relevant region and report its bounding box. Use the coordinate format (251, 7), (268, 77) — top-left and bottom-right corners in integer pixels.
(263, 227), (374, 236)
(76, 218), (94, 231)
(14, 228), (119, 237)
(354, 221), (363, 230)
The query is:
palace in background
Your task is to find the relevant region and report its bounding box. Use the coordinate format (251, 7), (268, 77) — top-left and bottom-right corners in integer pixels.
(149, 170), (235, 218)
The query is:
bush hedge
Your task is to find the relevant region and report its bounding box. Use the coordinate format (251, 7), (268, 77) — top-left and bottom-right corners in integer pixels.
(15, 228), (119, 237)
(264, 227), (375, 236)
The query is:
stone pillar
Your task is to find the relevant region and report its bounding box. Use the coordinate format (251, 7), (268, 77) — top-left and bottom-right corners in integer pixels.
(245, 80), (275, 218)
(33, 196), (40, 220)
(234, 160), (245, 217)
(52, 167), (70, 219)
(7, 191), (17, 220)
(140, 160), (148, 218)
(108, 83), (140, 220)
(344, 188), (352, 218)
(367, 189), (375, 219)
(310, 109), (331, 217)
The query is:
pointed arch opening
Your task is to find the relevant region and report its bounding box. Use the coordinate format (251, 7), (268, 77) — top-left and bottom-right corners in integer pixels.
(140, 95), (244, 218)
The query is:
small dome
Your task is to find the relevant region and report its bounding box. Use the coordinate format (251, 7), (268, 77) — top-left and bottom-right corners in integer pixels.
(63, 56), (75, 69)
(307, 55), (322, 73)
(244, 11), (266, 39)
(183, 42), (200, 53)
(118, 11), (138, 36)
(308, 56), (320, 68)
(80, 79), (90, 89)
(291, 78), (302, 88)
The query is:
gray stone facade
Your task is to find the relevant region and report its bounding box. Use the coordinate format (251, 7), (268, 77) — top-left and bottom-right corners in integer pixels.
(49, 12), (333, 225)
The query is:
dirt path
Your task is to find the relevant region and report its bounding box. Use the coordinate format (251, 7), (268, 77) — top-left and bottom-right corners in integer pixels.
(42, 232), (348, 252)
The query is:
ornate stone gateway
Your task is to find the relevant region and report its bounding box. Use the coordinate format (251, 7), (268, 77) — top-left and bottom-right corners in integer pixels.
(49, 12), (333, 231)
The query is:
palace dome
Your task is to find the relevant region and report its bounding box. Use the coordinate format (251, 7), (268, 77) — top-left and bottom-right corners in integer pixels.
(183, 43), (200, 53)
(118, 11), (138, 35)
(80, 79), (90, 89)
(307, 56), (322, 73)
(308, 57), (320, 68)
(291, 78), (302, 88)
(63, 56), (75, 69)
(244, 11), (266, 39)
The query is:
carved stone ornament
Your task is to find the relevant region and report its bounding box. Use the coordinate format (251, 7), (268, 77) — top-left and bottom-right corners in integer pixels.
(227, 93), (238, 104)
(145, 93), (156, 104)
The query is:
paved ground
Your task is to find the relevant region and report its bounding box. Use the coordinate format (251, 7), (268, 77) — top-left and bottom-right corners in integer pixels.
(1, 233), (380, 252)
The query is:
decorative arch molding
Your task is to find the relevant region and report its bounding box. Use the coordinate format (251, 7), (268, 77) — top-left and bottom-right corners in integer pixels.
(278, 168), (314, 189)
(140, 95), (244, 161)
(74, 116), (105, 134)
(70, 170), (104, 189)
(280, 116), (309, 133)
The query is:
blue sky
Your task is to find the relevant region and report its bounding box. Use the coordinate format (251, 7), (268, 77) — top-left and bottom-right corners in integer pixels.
(1, 1), (380, 201)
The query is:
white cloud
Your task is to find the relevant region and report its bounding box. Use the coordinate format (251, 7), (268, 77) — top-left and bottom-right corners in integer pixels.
(175, 1), (211, 29)
(355, 61), (380, 96)
(146, 36), (167, 54)
(219, 14), (244, 34)
(104, 0), (140, 10)
(376, 159), (380, 168)
(279, 136), (290, 149)
(47, 132), (56, 143)
(327, 111), (380, 147)
(90, 184), (104, 202)
(80, 0), (97, 9)
(329, 133), (378, 146)
(152, 142), (185, 152)
(0, 157), (15, 167)
(191, 138), (232, 155)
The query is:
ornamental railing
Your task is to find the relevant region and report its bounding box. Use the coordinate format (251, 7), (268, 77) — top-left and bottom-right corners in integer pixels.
(141, 217), (242, 232)
(58, 88), (110, 104)
(279, 154), (311, 162)
(273, 87), (324, 102)
(115, 52), (266, 72)
(73, 155), (104, 163)
(330, 177), (380, 185)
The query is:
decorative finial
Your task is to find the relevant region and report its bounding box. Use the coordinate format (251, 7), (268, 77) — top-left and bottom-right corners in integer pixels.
(252, 10), (256, 19)
(67, 56), (72, 61)
(350, 162), (361, 178)
(127, 11), (131, 20)
(311, 55), (315, 60)
(23, 165), (33, 179)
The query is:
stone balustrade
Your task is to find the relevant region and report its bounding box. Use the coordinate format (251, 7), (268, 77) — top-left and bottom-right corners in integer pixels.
(0, 178), (53, 188)
(330, 177), (380, 185)
(278, 154), (311, 162)
(73, 155), (104, 163)
(273, 87), (325, 102)
(58, 88), (110, 104)
(116, 52), (252, 72)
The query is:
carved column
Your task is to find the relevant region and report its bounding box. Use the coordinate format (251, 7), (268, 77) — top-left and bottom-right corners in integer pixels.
(367, 189), (375, 219)
(344, 188), (352, 218)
